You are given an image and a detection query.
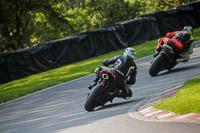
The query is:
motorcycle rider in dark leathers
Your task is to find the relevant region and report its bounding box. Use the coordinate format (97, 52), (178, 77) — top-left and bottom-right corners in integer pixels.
(154, 26), (194, 62)
(88, 47), (137, 100)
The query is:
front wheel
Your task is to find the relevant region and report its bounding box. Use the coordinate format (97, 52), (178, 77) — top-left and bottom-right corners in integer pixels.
(149, 54), (167, 76)
(84, 84), (104, 111)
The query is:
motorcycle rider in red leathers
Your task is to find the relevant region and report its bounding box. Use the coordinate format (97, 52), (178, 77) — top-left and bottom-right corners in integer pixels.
(154, 26), (194, 62)
(88, 48), (137, 100)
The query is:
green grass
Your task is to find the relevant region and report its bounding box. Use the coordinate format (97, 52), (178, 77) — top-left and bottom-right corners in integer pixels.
(154, 75), (200, 114)
(193, 27), (200, 40)
(0, 27), (200, 104)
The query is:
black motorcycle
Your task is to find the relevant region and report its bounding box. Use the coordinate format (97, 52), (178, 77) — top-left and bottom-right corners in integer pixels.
(149, 44), (179, 76)
(84, 70), (118, 112)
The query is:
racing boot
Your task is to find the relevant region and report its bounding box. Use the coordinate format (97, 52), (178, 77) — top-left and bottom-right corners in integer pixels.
(88, 75), (100, 90)
(117, 90), (132, 100)
(117, 85), (132, 100)
(177, 52), (190, 63)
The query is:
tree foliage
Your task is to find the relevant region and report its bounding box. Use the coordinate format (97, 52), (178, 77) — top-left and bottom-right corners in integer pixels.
(0, 0), (197, 53)
(145, 0), (196, 13)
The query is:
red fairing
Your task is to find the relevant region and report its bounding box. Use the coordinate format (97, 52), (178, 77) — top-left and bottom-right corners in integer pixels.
(99, 70), (117, 83)
(156, 37), (168, 49)
(156, 40), (162, 49)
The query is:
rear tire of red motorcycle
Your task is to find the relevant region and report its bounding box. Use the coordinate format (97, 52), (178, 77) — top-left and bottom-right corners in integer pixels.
(84, 84), (104, 112)
(149, 54), (166, 76)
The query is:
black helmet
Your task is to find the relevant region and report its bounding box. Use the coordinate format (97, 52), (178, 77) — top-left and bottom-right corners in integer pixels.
(124, 47), (136, 59)
(183, 26), (193, 35)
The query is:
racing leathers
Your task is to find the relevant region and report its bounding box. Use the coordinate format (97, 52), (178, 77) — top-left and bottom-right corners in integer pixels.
(88, 55), (137, 99)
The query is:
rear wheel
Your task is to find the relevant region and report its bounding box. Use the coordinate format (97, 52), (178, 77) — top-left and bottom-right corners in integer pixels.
(84, 84), (104, 111)
(149, 54), (167, 76)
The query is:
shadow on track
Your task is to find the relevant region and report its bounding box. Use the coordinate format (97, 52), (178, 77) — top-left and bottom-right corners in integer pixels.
(94, 97), (143, 112)
(158, 63), (200, 76)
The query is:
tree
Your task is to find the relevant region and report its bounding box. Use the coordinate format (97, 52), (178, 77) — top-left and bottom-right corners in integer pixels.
(0, 0), (196, 53)
(0, 0), (65, 53)
(145, 0), (197, 13)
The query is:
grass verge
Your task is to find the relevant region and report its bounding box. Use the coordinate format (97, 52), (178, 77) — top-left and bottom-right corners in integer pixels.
(0, 28), (200, 104)
(154, 75), (200, 114)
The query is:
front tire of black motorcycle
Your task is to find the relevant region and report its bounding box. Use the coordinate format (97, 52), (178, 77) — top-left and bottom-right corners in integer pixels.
(84, 84), (104, 112)
(149, 54), (166, 76)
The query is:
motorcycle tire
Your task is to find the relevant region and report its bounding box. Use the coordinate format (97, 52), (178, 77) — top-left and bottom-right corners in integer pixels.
(149, 54), (167, 76)
(84, 84), (104, 111)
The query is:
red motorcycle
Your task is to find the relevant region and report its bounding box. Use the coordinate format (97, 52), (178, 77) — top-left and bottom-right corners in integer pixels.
(84, 70), (118, 111)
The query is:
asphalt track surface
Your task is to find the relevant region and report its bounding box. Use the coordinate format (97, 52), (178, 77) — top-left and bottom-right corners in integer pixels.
(0, 41), (200, 133)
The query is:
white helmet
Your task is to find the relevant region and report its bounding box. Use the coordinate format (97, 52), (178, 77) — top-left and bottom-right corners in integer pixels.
(124, 47), (136, 59)
(183, 26), (193, 35)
